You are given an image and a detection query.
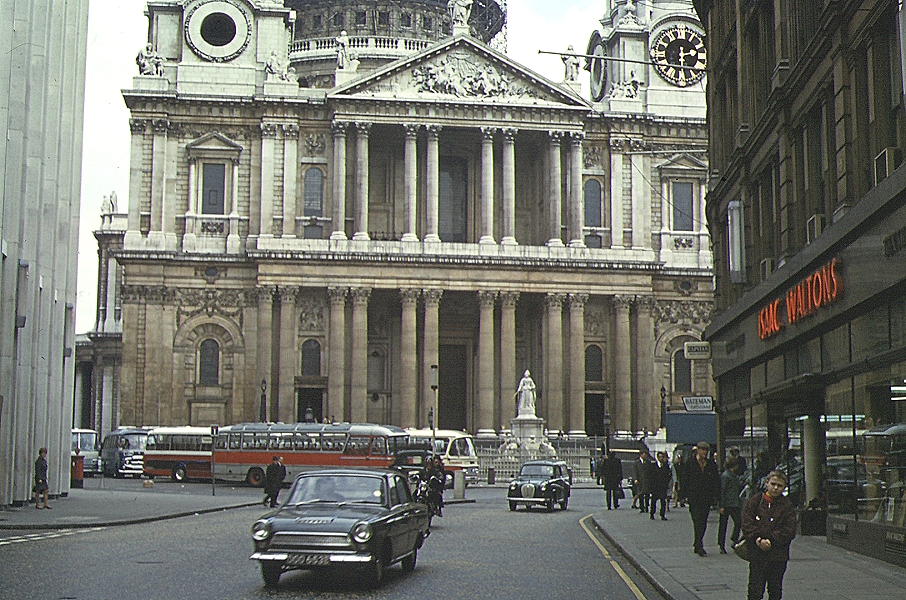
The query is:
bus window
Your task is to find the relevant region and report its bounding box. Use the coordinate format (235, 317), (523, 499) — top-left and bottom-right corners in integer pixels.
(322, 432), (345, 451)
(371, 436), (388, 456)
(345, 436), (370, 455)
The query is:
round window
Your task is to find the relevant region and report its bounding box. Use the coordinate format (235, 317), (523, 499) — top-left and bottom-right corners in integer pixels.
(200, 13), (236, 47)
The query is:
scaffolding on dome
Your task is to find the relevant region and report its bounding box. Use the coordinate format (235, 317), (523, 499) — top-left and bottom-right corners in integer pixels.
(470, 0), (507, 49)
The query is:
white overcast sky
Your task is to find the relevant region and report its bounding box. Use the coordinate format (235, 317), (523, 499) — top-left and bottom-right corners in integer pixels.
(76, 0), (603, 333)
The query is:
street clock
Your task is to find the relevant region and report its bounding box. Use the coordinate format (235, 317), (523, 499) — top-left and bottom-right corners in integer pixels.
(585, 31), (608, 102)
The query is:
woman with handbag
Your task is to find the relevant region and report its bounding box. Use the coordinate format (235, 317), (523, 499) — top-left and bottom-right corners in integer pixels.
(740, 469), (797, 600)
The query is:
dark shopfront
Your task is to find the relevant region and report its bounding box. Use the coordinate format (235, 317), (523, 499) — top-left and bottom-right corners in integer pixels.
(706, 170), (906, 568)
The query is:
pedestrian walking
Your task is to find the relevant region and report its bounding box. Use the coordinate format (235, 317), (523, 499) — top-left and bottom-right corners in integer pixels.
(634, 449), (653, 513)
(263, 456), (286, 508)
(684, 441), (720, 556)
(741, 469), (797, 600)
(603, 451), (623, 510)
(33, 447), (51, 509)
(729, 444), (748, 475)
(595, 454), (605, 485)
(671, 452), (686, 508)
(649, 450), (672, 520)
(718, 456), (744, 553)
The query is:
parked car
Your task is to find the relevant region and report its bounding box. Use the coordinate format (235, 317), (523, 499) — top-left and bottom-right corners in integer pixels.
(507, 459), (571, 511)
(250, 468), (431, 588)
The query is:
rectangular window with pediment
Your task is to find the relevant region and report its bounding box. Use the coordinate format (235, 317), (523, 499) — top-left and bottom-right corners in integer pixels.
(672, 181), (694, 231)
(202, 163), (226, 215)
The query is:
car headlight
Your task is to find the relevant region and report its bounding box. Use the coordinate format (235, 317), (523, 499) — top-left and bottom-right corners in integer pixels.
(352, 522), (373, 544)
(252, 519), (272, 541)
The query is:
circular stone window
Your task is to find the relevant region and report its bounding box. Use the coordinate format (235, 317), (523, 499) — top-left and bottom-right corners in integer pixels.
(185, 1), (251, 62)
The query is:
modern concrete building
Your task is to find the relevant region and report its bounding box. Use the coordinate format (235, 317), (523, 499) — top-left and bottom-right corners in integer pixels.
(695, 0), (906, 566)
(0, 0), (90, 505)
(76, 0), (713, 443)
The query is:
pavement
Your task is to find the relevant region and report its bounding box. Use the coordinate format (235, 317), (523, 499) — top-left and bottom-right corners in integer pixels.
(2, 481), (905, 600)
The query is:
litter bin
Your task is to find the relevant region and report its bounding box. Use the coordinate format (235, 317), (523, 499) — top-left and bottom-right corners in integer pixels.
(70, 453), (84, 488)
(487, 467), (496, 485)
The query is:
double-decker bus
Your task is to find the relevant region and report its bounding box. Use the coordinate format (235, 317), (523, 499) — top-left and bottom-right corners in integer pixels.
(143, 426), (213, 482)
(405, 428), (479, 485)
(212, 422), (410, 486)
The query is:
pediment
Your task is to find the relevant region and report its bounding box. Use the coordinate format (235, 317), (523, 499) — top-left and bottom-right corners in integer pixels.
(330, 35), (589, 109)
(186, 132), (244, 157)
(657, 153), (707, 172)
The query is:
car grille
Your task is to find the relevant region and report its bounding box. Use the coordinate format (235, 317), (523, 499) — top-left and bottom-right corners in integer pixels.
(270, 531), (352, 552)
(520, 483), (537, 498)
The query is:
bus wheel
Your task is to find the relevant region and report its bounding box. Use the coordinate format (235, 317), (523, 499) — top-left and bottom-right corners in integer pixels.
(172, 465), (187, 482)
(247, 467), (265, 487)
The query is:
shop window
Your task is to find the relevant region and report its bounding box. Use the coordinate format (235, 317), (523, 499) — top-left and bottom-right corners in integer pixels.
(672, 181), (694, 231)
(301, 339), (321, 376)
(584, 179), (603, 227)
(585, 345), (603, 381)
(673, 351), (692, 392)
(202, 163), (226, 214)
(199, 339), (219, 385)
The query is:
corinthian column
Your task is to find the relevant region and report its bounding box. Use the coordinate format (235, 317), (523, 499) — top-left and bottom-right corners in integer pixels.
(425, 125), (441, 243)
(402, 124), (420, 242)
(477, 291), (497, 433)
(350, 287), (371, 421)
(568, 132), (586, 247)
(479, 127), (496, 244)
(353, 122), (371, 241)
(260, 122), (278, 239)
(282, 123), (299, 238)
(256, 286), (276, 422)
(421, 289), (443, 426)
(547, 131), (564, 246)
(330, 121), (348, 240)
(399, 289), (419, 426)
(327, 287), (348, 422)
(613, 295), (632, 431)
(278, 286), (298, 423)
(501, 128), (518, 245)
(499, 291), (519, 424)
(568, 294), (588, 434)
(544, 293), (566, 430)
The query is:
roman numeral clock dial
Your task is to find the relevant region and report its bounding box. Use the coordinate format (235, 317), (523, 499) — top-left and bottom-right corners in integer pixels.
(650, 25), (706, 87)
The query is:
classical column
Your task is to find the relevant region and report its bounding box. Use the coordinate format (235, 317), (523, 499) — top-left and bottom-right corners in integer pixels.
(479, 127), (496, 244)
(149, 119), (168, 235)
(613, 295), (632, 431)
(568, 132), (586, 247)
(424, 124), (441, 243)
(635, 296), (655, 431)
(330, 121), (348, 240)
(477, 291), (497, 432)
(421, 289), (443, 426)
(278, 286), (298, 423)
(125, 119), (145, 243)
(402, 124), (419, 242)
(162, 121), (178, 249)
(282, 123), (299, 238)
(349, 287), (371, 421)
(499, 291), (519, 425)
(543, 293), (566, 430)
(257, 286), (275, 422)
(610, 139), (625, 248)
(501, 128), (517, 245)
(568, 293), (588, 434)
(630, 140), (649, 249)
(547, 131), (564, 246)
(327, 287), (348, 423)
(227, 158), (241, 252)
(260, 122), (278, 238)
(353, 121), (372, 241)
(399, 289), (419, 427)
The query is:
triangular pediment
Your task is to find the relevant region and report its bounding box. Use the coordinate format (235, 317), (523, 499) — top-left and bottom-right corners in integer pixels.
(187, 132), (244, 153)
(657, 153), (708, 172)
(330, 35), (589, 109)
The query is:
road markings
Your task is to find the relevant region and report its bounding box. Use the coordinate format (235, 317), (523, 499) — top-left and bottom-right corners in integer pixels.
(0, 527), (105, 546)
(580, 514), (648, 600)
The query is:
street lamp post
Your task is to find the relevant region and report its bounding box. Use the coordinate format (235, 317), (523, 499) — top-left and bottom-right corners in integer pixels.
(429, 364), (439, 448)
(260, 378), (267, 422)
(602, 411), (612, 455)
(660, 385), (667, 430)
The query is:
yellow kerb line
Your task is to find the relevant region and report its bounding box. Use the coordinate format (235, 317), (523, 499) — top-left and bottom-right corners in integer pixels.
(580, 514), (648, 600)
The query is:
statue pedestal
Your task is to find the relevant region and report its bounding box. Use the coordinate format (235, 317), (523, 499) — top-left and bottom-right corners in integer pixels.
(510, 416), (545, 451)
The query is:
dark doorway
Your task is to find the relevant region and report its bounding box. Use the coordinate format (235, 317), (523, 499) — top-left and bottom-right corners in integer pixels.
(297, 388), (323, 423)
(585, 393), (607, 436)
(439, 344), (468, 430)
(438, 157), (467, 242)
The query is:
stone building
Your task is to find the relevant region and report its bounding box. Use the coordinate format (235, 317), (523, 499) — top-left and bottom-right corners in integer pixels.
(76, 0), (713, 440)
(695, 0), (906, 565)
(1, 0), (89, 505)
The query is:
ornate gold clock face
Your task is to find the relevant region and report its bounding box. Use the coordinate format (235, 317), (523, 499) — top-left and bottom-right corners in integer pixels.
(650, 24), (707, 87)
(185, 0), (252, 63)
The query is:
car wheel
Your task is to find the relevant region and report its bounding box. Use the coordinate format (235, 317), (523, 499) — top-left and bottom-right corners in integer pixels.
(247, 467), (265, 487)
(546, 496), (555, 512)
(261, 562), (281, 588)
(509, 500), (518, 511)
(171, 465), (187, 482)
(401, 547), (418, 572)
(560, 495), (569, 510)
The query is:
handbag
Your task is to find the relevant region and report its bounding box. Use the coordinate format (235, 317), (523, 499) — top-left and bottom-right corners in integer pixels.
(733, 538), (752, 561)
(616, 487), (626, 500)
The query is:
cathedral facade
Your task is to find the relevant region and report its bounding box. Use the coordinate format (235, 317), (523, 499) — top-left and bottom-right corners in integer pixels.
(76, 0), (714, 439)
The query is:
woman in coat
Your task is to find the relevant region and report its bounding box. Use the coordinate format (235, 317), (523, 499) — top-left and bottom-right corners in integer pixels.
(741, 469), (797, 600)
(718, 456), (744, 553)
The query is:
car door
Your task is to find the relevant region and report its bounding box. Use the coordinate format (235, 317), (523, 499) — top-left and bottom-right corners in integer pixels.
(385, 475), (414, 560)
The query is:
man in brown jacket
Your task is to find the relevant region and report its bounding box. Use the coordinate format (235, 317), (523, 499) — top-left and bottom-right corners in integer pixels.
(741, 469), (797, 600)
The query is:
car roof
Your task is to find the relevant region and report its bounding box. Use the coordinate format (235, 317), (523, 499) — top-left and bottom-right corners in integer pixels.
(293, 467), (399, 479)
(521, 459), (560, 466)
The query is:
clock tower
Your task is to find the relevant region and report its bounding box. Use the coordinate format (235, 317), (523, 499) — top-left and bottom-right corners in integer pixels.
(585, 0), (706, 118)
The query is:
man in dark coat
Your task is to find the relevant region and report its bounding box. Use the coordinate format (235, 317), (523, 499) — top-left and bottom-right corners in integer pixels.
(684, 441), (720, 556)
(649, 450), (672, 520)
(603, 451), (624, 510)
(634, 449), (653, 513)
(264, 455), (286, 508)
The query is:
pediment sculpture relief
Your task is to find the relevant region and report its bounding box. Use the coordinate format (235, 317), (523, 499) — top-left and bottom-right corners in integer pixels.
(407, 53), (541, 100)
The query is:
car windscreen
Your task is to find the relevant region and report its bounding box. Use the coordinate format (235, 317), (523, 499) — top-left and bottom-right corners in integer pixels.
(288, 474), (386, 505)
(520, 464), (553, 477)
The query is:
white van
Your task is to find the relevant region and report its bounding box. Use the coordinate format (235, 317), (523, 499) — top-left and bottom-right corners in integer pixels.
(71, 428), (102, 476)
(405, 428), (479, 485)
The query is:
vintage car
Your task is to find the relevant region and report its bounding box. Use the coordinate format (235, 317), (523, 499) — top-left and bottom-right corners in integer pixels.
(250, 468), (431, 588)
(507, 459), (571, 511)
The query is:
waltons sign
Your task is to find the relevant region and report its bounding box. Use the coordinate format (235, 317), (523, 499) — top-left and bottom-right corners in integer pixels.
(757, 258), (842, 341)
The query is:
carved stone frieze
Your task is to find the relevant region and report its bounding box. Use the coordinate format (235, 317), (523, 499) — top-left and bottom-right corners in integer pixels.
(584, 144), (603, 168)
(122, 285), (176, 304)
(406, 52), (543, 100)
(297, 294), (326, 332)
(650, 299), (714, 335)
(304, 133), (325, 155)
(175, 288), (247, 328)
(584, 303), (607, 336)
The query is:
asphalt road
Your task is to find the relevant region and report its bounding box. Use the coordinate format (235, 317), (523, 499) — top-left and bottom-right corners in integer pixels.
(0, 486), (663, 600)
